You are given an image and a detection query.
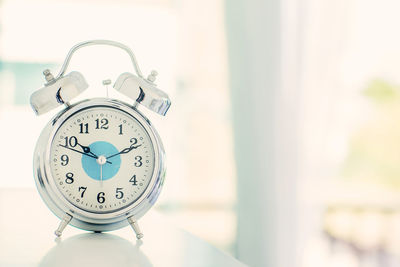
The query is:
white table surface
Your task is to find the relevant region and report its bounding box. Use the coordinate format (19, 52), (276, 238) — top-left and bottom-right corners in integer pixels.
(0, 188), (246, 267)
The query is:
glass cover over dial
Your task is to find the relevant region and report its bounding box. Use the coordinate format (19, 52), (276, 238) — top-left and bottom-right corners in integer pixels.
(49, 106), (155, 213)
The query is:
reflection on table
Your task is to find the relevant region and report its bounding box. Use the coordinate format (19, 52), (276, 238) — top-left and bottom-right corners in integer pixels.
(39, 233), (152, 267)
(0, 189), (246, 267)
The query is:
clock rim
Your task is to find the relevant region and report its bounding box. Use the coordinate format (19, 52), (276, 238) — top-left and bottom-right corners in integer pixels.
(33, 98), (166, 232)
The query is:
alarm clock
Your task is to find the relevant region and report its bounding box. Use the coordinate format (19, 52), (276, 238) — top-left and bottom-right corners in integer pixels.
(30, 40), (171, 239)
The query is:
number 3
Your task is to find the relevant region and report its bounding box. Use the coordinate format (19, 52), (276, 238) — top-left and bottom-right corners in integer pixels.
(134, 156), (142, 167)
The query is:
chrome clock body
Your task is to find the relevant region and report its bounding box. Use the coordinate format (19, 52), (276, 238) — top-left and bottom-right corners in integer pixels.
(34, 98), (165, 234)
(30, 40), (170, 239)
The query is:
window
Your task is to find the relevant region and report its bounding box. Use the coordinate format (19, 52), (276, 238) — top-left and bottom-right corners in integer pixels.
(299, 1), (400, 266)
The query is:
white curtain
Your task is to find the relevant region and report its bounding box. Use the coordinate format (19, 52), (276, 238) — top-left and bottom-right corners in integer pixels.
(226, 0), (301, 266)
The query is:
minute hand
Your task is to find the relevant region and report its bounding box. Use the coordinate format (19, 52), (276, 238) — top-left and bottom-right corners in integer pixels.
(107, 143), (141, 160)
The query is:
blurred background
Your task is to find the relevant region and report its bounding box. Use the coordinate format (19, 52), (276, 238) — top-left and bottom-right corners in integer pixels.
(0, 0), (400, 266)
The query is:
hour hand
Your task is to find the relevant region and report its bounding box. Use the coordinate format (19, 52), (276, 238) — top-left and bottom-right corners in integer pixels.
(77, 143), (98, 158)
(60, 144), (112, 164)
(75, 140), (113, 164)
(59, 145), (97, 159)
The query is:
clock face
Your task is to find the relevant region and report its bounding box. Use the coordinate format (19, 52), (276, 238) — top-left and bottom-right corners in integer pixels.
(49, 106), (155, 213)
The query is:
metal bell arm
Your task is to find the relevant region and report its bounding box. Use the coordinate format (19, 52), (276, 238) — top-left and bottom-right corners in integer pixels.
(56, 39), (145, 79)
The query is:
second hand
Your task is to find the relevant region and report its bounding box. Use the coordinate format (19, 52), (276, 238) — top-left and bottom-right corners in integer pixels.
(100, 164), (103, 187)
(96, 155), (107, 187)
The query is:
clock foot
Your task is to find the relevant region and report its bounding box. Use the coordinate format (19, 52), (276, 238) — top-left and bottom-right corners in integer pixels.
(127, 216), (144, 239)
(55, 213), (72, 237)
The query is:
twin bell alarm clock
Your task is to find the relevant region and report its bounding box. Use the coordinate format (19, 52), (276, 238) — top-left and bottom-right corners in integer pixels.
(30, 40), (171, 239)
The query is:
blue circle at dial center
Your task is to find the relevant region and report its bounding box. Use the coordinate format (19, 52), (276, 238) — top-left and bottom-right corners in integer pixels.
(81, 141), (121, 181)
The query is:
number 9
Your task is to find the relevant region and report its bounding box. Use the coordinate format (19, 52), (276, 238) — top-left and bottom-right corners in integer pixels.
(61, 155), (69, 166)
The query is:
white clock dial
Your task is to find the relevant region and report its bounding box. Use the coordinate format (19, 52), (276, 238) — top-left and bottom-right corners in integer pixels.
(49, 106), (155, 213)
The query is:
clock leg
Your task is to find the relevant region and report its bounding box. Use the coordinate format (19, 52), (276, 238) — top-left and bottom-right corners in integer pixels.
(127, 216), (144, 239)
(55, 213), (72, 237)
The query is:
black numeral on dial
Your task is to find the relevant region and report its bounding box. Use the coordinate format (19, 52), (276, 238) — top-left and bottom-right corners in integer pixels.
(130, 138), (138, 146)
(64, 136), (77, 147)
(134, 156), (143, 167)
(79, 123), (89, 134)
(97, 192), (105, 203)
(129, 175), (137, 185)
(95, 118), (109, 129)
(116, 188), (124, 199)
(79, 186), (87, 197)
(60, 155), (69, 166)
(65, 172), (74, 184)
(118, 124), (123, 135)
